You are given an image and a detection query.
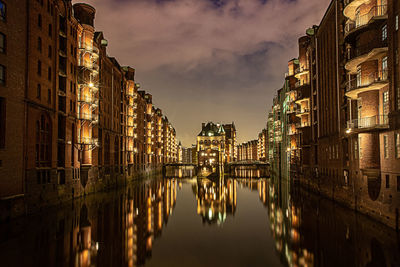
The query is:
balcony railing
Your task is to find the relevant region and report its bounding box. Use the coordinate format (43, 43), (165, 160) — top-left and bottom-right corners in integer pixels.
(346, 70), (388, 92)
(346, 40), (388, 63)
(345, 5), (387, 35)
(296, 108), (310, 115)
(347, 115), (388, 130)
(295, 66), (309, 75)
(295, 80), (310, 88)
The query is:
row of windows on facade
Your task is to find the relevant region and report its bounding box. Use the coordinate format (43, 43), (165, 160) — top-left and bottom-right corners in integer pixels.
(352, 133), (400, 160)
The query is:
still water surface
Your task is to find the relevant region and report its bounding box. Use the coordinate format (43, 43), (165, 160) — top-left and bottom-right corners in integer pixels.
(1, 175), (399, 267)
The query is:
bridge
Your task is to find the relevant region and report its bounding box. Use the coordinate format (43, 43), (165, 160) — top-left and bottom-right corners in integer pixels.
(162, 163), (198, 178)
(225, 161), (270, 178)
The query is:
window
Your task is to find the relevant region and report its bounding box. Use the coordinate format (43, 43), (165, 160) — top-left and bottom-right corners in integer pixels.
(37, 84), (41, 99)
(396, 133), (400, 158)
(384, 135), (388, 158)
(35, 115), (51, 167)
(382, 57), (388, 79)
(47, 89), (51, 104)
(386, 175), (390, 188)
(0, 64), (5, 85)
(357, 67), (362, 87)
(48, 24), (52, 37)
(0, 32), (5, 53)
(383, 91), (389, 117)
(396, 15), (399, 31)
(382, 25), (387, 41)
(354, 139), (358, 159)
(70, 81), (72, 92)
(398, 86), (400, 111)
(0, 1), (5, 21)
(0, 97), (5, 149)
(48, 67), (51, 81)
(48, 45), (52, 58)
(38, 37), (42, 52)
(37, 60), (41, 76)
(38, 14), (42, 28)
(398, 176), (400, 192)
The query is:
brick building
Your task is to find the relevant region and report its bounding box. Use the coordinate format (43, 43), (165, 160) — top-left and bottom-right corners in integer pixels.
(266, 0), (400, 229)
(0, 0), (179, 219)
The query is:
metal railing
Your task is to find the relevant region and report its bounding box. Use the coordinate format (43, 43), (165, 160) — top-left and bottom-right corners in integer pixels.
(296, 108), (310, 115)
(295, 80), (310, 88)
(347, 39), (387, 60)
(347, 115), (388, 129)
(345, 5), (387, 35)
(346, 70), (388, 92)
(295, 66), (309, 75)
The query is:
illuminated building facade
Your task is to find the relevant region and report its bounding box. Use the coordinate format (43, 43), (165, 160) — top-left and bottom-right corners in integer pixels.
(257, 129), (268, 162)
(237, 140), (258, 161)
(197, 122), (226, 167)
(0, 1), (179, 220)
(223, 122), (237, 163)
(265, 0), (400, 228)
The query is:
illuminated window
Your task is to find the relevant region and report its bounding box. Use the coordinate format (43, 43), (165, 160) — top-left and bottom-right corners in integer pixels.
(384, 135), (388, 159)
(382, 25), (387, 41)
(396, 15), (399, 31)
(0, 1), (5, 21)
(395, 133), (400, 158)
(0, 32), (5, 53)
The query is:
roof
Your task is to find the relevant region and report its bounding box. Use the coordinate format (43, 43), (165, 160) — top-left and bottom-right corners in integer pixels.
(198, 122), (225, 137)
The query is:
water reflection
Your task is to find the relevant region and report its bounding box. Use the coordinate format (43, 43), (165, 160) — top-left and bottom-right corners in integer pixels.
(193, 178), (237, 225)
(0, 175), (399, 267)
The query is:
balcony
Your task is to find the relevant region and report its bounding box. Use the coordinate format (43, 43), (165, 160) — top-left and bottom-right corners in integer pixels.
(294, 67), (309, 79)
(345, 70), (388, 99)
(78, 112), (92, 121)
(296, 108), (310, 117)
(346, 115), (389, 132)
(296, 121), (311, 128)
(288, 128), (298, 136)
(345, 5), (387, 37)
(295, 80), (310, 89)
(345, 40), (388, 73)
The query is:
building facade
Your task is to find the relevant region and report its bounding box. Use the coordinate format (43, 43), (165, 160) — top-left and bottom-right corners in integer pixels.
(0, 1), (179, 220)
(266, 0), (400, 229)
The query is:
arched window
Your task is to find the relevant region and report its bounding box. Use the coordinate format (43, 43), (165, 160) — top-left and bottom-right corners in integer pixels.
(36, 114), (51, 167)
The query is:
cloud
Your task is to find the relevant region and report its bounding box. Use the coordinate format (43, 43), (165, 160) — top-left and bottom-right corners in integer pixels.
(74, 0), (330, 146)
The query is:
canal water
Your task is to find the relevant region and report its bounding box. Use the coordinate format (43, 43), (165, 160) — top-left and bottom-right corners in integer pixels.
(1, 174), (399, 267)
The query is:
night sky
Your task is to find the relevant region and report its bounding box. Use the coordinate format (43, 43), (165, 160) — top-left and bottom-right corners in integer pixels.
(73, 0), (331, 146)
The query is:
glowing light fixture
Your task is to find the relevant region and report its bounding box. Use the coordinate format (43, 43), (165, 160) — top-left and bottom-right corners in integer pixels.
(89, 82), (94, 88)
(346, 128), (352, 134)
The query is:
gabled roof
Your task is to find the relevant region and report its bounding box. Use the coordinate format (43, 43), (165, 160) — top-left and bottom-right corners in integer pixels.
(198, 122), (225, 137)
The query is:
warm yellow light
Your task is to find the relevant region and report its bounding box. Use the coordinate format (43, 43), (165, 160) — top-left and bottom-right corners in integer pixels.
(89, 82), (94, 88)
(346, 128), (352, 134)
